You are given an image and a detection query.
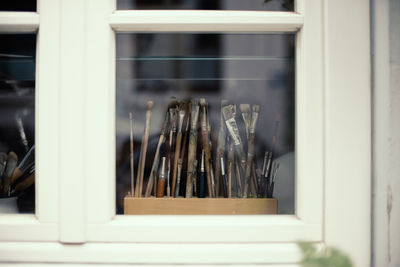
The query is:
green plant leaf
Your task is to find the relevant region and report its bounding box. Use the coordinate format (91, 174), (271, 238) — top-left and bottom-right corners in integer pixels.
(298, 242), (353, 267)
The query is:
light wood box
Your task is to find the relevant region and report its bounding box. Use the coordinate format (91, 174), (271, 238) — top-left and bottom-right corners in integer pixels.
(124, 197), (277, 215)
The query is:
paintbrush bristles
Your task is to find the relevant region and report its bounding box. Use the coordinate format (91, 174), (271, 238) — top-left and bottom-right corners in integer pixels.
(239, 104), (250, 114)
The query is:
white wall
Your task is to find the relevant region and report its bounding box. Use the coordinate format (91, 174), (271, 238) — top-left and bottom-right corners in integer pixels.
(372, 0), (400, 266)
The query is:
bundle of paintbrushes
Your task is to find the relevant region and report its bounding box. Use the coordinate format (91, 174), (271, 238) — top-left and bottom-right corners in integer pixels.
(129, 98), (281, 199)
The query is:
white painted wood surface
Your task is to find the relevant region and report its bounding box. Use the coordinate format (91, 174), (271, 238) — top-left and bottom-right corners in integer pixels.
(58, 0), (86, 243)
(90, 0), (324, 244)
(0, 0), (59, 242)
(0, 12), (38, 32)
(36, 0), (60, 225)
(0, 242), (303, 265)
(372, 0), (400, 266)
(110, 10), (304, 32)
(323, 1), (371, 267)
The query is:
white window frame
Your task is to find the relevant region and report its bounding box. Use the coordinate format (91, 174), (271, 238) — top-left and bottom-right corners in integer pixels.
(0, 0), (59, 241)
(0, 0), (371, 266)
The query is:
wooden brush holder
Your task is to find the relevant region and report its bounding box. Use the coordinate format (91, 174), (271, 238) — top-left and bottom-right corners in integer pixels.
(124, 197), (277, 215)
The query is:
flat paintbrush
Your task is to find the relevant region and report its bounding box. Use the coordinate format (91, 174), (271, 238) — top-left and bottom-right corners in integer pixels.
(186, 101), (199, 197)
(167, 107), (178, 197)
(172, 110), (185, 196)
(145, 110), (169, 197)
(199, 98), (215, 198)
(243, 105), (259, 198)
(239, 104), (250, 140)
(177, 108), (190, 197)
(215, 100), (228, 197)
(222, 105), (246, 168)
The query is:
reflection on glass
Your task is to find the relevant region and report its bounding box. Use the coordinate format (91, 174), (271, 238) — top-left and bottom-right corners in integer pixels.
(0, 34), (36, 213)
(117, 0), (294, 11)
(116, 33), (295, 215)
(0, 0), (36, 11)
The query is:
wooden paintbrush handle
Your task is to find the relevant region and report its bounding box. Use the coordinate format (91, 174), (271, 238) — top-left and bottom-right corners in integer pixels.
(171, 132), (182, 196)
(156, 178), (166, 198)
(144, 135), (164, 197)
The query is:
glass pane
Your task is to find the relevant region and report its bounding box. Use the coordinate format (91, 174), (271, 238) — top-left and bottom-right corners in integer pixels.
(116, 33), (295, 215)
(0, 0), (36, 11)
(117, 0), (294, 11)
(0, 34), (36, 213)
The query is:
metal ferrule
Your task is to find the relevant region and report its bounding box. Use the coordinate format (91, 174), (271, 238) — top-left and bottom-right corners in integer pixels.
(200, 150), (205, 172)
(220, 157), (225, 176)
(178, 111), (185, 133)
(159, 157), (167, 179)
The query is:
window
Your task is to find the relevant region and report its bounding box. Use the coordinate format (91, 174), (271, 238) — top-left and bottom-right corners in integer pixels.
(0, 34), (36, 214)
(115, 33), (296, 215)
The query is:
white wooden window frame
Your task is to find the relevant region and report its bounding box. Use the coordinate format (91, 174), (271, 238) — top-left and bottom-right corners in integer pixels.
(0, 0), (370, 266)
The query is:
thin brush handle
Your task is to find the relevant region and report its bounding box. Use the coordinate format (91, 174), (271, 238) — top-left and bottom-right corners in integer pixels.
(186, 103), (199, 198)
(243, 137), (255, 197)
(144, 135), (165, 197)
(129, 113), (134, 197)
(227, 142), (234, 199)
(137, 102), (153, 197)
(12, 173), (34, 193)
(175, 160), (183, 198)
(235, 159), (242, 198)
(200, 103), (215, 197)
(171, 132), (182, 196)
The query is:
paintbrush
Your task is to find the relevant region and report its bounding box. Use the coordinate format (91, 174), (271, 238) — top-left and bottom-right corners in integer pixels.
(10, 172), (34, 195)
(186, 100), (199, 198)
(235, 158), (243, 198)
(172, 110), (185, 196)
(167, 107), (178, 197)
(261, 151), (273, 197)
(199, 98), (215, 198)
(178, 108), (190, 197)
(145, 110), (169, 197)
(198, 149), (206, 198)
(2, 151), (18, 195)
(268, 161), (280, 198)
(129, 112), (135, 197)
(175, 159), (183, 198)
(239, 104), (250, 139)
(136, 101), (153, 197)
(243, 105), (259, 197)
(206, 103), (217, 195)
(261, 151), (269, 177)
(227, 142), (234, 198)
(222, 105), (246, 168)
(156, 149), (167, 198)
(220, 156), (227, 198)
(215, 100), (228, 197)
